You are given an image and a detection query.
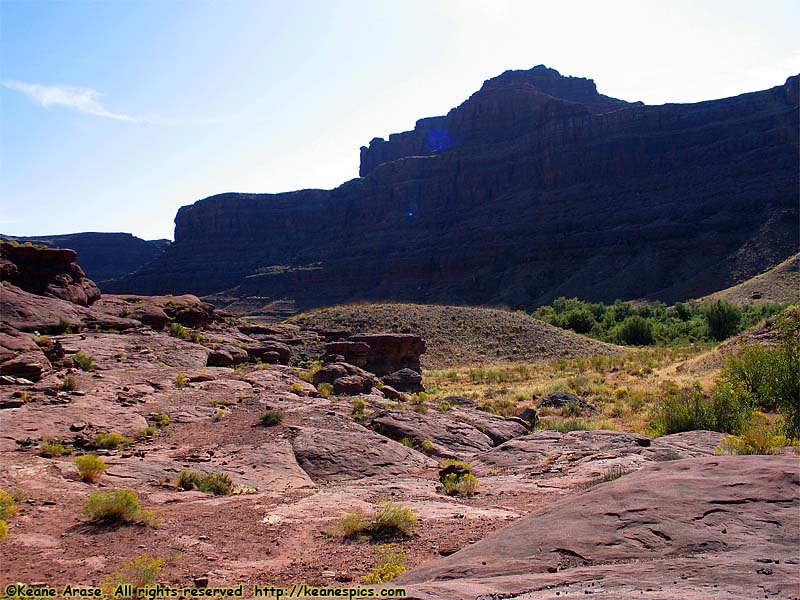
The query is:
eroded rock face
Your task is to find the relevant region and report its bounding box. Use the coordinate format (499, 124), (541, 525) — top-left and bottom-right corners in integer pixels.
(111, 68), (798, 309)
(397, 455), (800, 600)
(0, 325), (51, 381)
(346, 334), (425, 376)
(1, 243), (101, 306)
(290, 423), (436, 482)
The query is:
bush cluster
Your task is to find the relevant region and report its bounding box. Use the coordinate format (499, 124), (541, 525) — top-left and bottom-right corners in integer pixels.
(533, 297), (784, 346)
(82, 489), (160, 527)
(336, 501), (416, 540)
(649, 306), (799, 442)
(176, 470), (234, 495)
(75, 455), (106, 483)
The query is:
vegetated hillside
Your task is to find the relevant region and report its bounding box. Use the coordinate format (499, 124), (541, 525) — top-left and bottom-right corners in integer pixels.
(109, 65), (799, 311)
(287, 303), (618, 369)
(698, 252), (799, 305)
(0, 232), (169, 286)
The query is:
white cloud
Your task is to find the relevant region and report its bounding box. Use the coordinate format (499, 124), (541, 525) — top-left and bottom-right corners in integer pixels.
(1, 80), (165, 124)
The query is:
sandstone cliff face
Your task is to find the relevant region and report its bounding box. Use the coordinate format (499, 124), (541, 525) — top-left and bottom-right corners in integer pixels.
(111, 66), (799, 310)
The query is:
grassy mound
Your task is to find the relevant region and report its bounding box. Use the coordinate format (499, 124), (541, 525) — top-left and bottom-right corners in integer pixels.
(699, 253), (799, 306)
(287, 303), (618, 369)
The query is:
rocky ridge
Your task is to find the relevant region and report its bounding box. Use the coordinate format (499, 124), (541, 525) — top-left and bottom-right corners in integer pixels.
(108, 66), (799, 312)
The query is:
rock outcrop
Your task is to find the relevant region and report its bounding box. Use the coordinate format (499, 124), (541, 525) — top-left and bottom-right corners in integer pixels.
(1, 233), (169, 286)
(397, 455), (800, 599)
(1, 242), (100, 306)
(109, 66), (798, 310)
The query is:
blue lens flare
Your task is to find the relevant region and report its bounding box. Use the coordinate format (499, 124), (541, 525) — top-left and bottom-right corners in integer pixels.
(426, 127), (452, 152)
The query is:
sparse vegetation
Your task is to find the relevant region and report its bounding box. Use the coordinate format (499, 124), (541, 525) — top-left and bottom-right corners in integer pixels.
(259, 409), (284, 427)
(291, 382), (304, 394)
(351, 397), (366, 420)
(82, 489), (160, 527)
(717, 412), (791, 455)
(0, 488), (17, 541)
(336, 501), (416, 540)
(598, 465), (633, 482)
(102, 554), (164, 598)
(176, 470), (234, 495)
(153, 413), (171, 427)
(39, 438), (71, 457)
(317, 382), (334, 398)
(174, 371), (188, 388)
(75, 455), (106, 483)
(61, 375), (78, 391)
(168, 322), (189, 340)
(93, 432), (129, 449)
(72, 351), (96, 370)
(58, 317), (73, 334)
(440, 472), (479, 495)
(363, 544), (408, 584)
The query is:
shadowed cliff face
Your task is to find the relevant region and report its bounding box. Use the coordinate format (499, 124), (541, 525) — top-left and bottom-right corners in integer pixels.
(109, 65), (800, 312)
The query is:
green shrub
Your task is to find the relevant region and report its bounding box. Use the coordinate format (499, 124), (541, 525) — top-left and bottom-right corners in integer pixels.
(0, 519), (7, 541)
(58, 317), (73, 334)
(440, 473), (479, 496)
(317, 382), (334, 398)
(616, 316), (654, 345)
(94, 432), (129, 449)
(174, 371), (188, 388)
(336, 501), (417, 540)
(648, 384), (715, 435)
(61, 376), (78, 391)
(82, 489), (160, 527)
(176, 470), (234, 495)
(259, 409), (283, 427)
(39, 438), (71, 457)
(351, 397), (366, 420)
(168, 322), (189, 340)
(712, 307), (800, 438)
(291, 382), (304, 394)
(103, 554), (164, 598)
(72, 351), (96, 371)
(439, 459), (471, 471)
(717, 412), (790, 455)
(420, 439), (435, 454)
(75, 455), (106, 483)
(135, 427), (155, 440)
(703, 300), (742, 341)
(337, 509), (370, 539)
(363, 544), (408, 584)
(370, 501), (416, 538)
(153, 414), (171, 428)
(0, 489), (17, 520)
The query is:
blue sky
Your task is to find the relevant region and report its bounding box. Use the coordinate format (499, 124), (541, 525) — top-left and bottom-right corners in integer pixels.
(1, 0), (798, 240)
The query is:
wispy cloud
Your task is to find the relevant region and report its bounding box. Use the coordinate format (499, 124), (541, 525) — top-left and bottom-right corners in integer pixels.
(2, 80), (166, 124)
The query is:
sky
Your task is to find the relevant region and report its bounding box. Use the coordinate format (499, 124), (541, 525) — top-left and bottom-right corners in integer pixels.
(1, 0), (798, 241)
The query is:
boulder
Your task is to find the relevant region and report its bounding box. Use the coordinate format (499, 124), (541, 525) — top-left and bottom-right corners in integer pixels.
(130, 305), (169, 330)
(516, 407), (539, 426)
(333, 375), (371, 395)
(540, 390), (597, 414)
(0, 325), (52, 382)
(291, 424), (435, 482)
(322, 341), (370, 367)
(247, 341), (291, 365)
(347, 333), (425, 376)
(381, 368), (424, 393)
